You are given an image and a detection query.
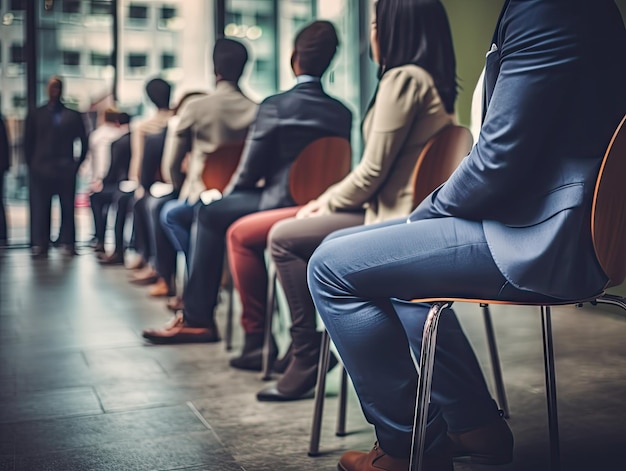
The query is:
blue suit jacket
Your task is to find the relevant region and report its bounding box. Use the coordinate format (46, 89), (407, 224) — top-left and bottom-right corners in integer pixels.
(228, 81), (353, 211)
(411, 0), (626, 299)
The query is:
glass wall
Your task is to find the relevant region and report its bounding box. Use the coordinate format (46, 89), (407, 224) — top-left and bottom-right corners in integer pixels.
(1, 0), (28, 204)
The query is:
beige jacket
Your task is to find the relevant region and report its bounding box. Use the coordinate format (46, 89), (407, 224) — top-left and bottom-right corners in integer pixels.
(317, 65), (454, 225)
(175, 81), (257, 203)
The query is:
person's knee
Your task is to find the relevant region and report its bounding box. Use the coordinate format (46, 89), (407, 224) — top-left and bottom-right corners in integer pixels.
(268, 219), (296, 260)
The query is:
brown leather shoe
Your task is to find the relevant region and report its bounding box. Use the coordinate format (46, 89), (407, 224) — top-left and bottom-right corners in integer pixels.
(130, 266), (159, 285)
(149, 278), (171, 297)
(338, 442), (452, 471)
(142, 313), (220, 344)
(448, 417), (514, 465)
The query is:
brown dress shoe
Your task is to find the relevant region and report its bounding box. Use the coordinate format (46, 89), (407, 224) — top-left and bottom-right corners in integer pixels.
(448, 417), (514, 465)
(149, 278), (171, 297)
(338, 442), (452, 471)
(130, 266), (159, 285)
(142, 313), (220, 344)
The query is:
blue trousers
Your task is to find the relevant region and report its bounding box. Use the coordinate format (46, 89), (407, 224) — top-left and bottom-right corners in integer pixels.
(160, 199), (199, 263)
(307, 216), (538, 457)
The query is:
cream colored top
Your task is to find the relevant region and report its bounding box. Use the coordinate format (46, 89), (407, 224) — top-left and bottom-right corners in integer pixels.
(317, 64), (454, 225)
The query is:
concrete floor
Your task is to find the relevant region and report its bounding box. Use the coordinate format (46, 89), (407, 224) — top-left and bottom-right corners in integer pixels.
(1, 244), (626, 471)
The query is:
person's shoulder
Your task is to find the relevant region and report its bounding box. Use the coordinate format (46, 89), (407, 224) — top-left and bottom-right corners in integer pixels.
(381, 65), (434, 88)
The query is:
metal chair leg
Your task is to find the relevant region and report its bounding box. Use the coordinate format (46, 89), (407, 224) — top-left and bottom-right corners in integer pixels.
(336, 366), (348, 437)
(309, 328), (332, 456)
(261, 263), (278, 381)
(594, 294), (626, 311)
(225, 277), (234, 351)
(410, 302), (447, 471)
(481, 304), (510, 418)
(540, 306), (561, 471)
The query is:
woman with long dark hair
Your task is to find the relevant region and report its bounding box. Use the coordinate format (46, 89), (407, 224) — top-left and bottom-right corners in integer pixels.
(226, 0), (458, 402)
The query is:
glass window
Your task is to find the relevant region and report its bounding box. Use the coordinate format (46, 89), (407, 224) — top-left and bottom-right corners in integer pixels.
(160, 6), (176, 20)
(62, 0), (81, 14)
(225, 0), (277, 102)
(11, 94), (26, 109)
(90, 0), (112, 16)
(161, 53), (176, 70)
(129, 4), (149, 21)
(62, 50), (81, 66)
(127, 52), (148, 74)
(9, 43), (24, 63)
(90, 51), (111, 66)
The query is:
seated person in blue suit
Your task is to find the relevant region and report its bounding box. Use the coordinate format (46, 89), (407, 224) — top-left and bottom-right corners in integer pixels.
(142, 20), (353, 344)
(307, 1), (626, 470)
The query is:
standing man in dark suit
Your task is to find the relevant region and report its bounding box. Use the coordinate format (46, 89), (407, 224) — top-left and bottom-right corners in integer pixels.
(25, 76), (88, 257)
(0, 115), (9, 246)
(307, 1), (626, 470)
(90, 113), (132, 254)
(142, 21), (353, 344)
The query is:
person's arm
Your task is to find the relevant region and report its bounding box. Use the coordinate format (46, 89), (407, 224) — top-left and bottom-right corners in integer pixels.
(224, 100), (278, 194)
(410, 15), (578, 222)
(169, 108), (194, 192)
(315, 68), (426, 213)
(128, 121), (144, 183)
(76, 112), (88, 168)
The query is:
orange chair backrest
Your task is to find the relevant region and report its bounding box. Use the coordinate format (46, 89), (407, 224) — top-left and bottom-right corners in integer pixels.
(591, 114), (626, 288)
(289, 136), (352, 205)
(201, 142), (246, 193)
(411, 125), (473, 208)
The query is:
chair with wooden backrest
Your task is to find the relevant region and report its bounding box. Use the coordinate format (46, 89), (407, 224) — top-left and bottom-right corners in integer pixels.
(201, 142), (245, 193)
(309, 124), (475, 456)
(409, 115), (626, 471)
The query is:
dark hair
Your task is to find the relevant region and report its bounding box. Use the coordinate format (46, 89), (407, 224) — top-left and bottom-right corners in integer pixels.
(145, 78), (172, 109)
(293, 21), (339, 77)
(117, 112), (131, 125)
(375, 0), (457, 113)
(213, 38), (249, 82)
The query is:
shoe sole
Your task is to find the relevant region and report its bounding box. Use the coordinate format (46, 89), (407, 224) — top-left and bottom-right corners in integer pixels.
(256, 389), (315, 402)
(143, 334), (221, 344)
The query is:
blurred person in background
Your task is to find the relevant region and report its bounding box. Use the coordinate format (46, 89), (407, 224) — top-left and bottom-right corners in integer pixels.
(25, 76), (88, 258)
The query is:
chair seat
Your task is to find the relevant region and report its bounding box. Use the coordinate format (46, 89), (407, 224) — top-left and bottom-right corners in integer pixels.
(410, 293), (604, 307)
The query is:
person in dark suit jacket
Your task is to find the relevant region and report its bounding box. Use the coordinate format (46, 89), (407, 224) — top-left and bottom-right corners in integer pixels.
(25, 76), (88, 257)
(0, 115), (9, 246)
(142, 20), (353, 344)
(307, 1), (626, 470)
(89, 113), (132, 254)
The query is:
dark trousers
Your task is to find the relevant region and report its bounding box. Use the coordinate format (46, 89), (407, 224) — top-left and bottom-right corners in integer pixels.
(29, 173), (76, 249)
(146, 193), (177, 287)
(89, 186), (116, 243)
(0, 171), (7, 242)
(183, 189), (263, 328)
(112, 189), (134, 256)
(133, 195), (152, 263)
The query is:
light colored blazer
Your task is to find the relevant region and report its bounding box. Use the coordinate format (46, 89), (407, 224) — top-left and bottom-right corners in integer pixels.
(316, 64), (453, 225)
(173, 81), (257, 204)
(410, 0), (626, 299)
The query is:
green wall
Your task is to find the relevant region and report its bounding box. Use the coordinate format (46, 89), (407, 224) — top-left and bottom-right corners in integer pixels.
(442, 0), (626, 127)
